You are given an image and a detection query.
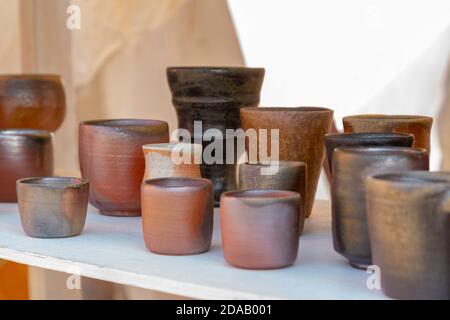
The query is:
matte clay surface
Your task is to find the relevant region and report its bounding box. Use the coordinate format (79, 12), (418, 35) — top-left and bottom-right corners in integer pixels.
(0, 75), (66, 132)
(79, 119), (169, 216)
(240, 107), (333, 218)
(0, 130), (53, 202)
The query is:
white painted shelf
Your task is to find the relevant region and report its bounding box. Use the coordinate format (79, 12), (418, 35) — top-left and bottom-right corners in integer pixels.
(0, 200), (386, 300)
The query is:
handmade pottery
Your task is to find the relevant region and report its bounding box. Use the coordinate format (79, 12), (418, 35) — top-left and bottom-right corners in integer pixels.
(17, 177), (89, 238)
(367, 171), (450, 300)
(343, 114), (433, 154)
(141, 177), (214, 255)
(142, 142), (202, 181)
(220, 190), (300, 269)
(167, 67), (265, 205)
(79, 119), (169, 216)
(237, 161), (307, 234)
(0, 74), (66, 131)
(325, 132), (414, 175)
(332, 147), (429, 269)
(0, 130), (53, 202)
(240, 107), (333, 218)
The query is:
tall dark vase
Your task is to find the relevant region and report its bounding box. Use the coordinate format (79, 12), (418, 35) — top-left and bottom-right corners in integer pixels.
(167, 67), (265, 204)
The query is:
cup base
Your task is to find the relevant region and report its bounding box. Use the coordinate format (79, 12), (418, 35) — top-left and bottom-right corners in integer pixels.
(100, 210), (141, 217)
(349, 261), (370, 270)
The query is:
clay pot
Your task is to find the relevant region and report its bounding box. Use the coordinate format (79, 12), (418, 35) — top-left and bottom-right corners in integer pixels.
(0, 129), (53, 202)
(167, 67), (265, 205)
(367, 171), (450, 300)
(240, 107), (333, 218)
(325, 133), (414, 175)
(332, 147), (429, 269)
(141, 177), (214, 255)
(17, 177), (89, 238)
(220, 190), (300, 269)
(142, 142), (202, 181)
(342, 114), (433, 154)
(237, 161), (307, 234)
(0, 74), (66, 131)
(79, 119), (169, 216)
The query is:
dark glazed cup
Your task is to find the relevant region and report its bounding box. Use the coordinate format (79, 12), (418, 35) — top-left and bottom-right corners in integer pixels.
(0, 130), (54, 202)
(240, 107), (333, 218)
(141, 177), (214, 255)
(0, 74), (66, 131)
(167, 67), (265, 205)
(325, 133), (414, 176)
(237, 161), (307, 234)
(79, 119), (169, 216)
(332, 147), (429, 269)
(17, 177), (89, 238)
(342, 114), (433, 154)
(367, 171), (450, 300)
(220, 190), (300, 269)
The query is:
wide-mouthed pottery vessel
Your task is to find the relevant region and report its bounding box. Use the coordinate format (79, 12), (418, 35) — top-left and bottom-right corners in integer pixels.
(332, 147), (429, 269)
(0, 129), (53, 202)
(367, 171), (450, 300)
(142, 142), (202, 181)
(167, 67), (265, 205)
(141, 177), (214, 255)
(342, 114), (433, 154)
(220, 190), (300, 269)
(240, 107), (333, 218)
(0, 74), (66, 131)
(17, 177), (89, 238)
(237, 161), (307, 234)
(79, 119), (169, 216)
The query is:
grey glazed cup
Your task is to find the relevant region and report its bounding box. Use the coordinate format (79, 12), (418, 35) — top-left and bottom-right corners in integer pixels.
(17, 177), (89, 238)
(332, 147), (429, 269)
(367, 171), (450, 300)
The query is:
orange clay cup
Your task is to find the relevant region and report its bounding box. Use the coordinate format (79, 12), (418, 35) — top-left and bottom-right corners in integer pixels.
(141, 177), (214, 255)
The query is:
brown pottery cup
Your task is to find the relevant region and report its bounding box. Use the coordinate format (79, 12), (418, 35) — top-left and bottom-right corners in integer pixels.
(237, 161), (307, 234)
(220, 190), (300, 269)
(240, 107), (333, 218)
(367, 171), (450, 300)
(17, 177), (89, 238)
(0, 129), (53, 202)
(0, 74), (66, 131)
(79, 119), (169, 216)
(332, 147), (429, 269)
(342, 114), (433, 154)
(141, 177), (214, 255)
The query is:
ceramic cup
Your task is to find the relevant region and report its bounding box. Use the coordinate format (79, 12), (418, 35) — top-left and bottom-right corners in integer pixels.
(367, 171), (450, 300)
(342, 114), (433, 154)
(237, 161), (307, 235)
(240, 107), (333, 218)
(142, 142), (202, 181)
(332, 147), (429, 269)
(0, 129), (54, 202)
(141, 177), (214, 255)
(0, 74), (66, 131)
(220, 190), (300, 269)
(17, 177), (89, 238)
(79, 119), (169, 216)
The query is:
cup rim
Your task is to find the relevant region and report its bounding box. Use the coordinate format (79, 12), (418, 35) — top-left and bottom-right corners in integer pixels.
(343, 114), (433, 122)
(241, 106), (333, 113)
(222, 189), (300, 201)
(325, 132), (414, 141)
(0, 74), (61, 81)
(17, 177), (88, 189)
(334, 146), (427, 156)
(80, 119), (167, 128)
(368, 171), (450, 187)
(0, 129), (52, 139)
(167, 66), (265, 73)
(143, 177), (212, 190)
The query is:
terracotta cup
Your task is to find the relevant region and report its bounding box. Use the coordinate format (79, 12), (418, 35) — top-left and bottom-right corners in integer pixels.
(367, 171), (450, 300)
(17, 177), (89, 238)
(142, 142), (202, 181)
(220, 190), (300, 269)
(342, 114), (433, 154)
(79, 119), (169, 216)
(0, 74), (66, 132)
(240, 107), (334, 218)
(0, 129), (54, 202)
(237, 161), (307, 235)
(332, 147), (429, 269)
(141, 177), (214, 255)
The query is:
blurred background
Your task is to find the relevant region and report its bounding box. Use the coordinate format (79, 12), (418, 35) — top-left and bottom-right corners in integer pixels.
(0, 0), (449, 299)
